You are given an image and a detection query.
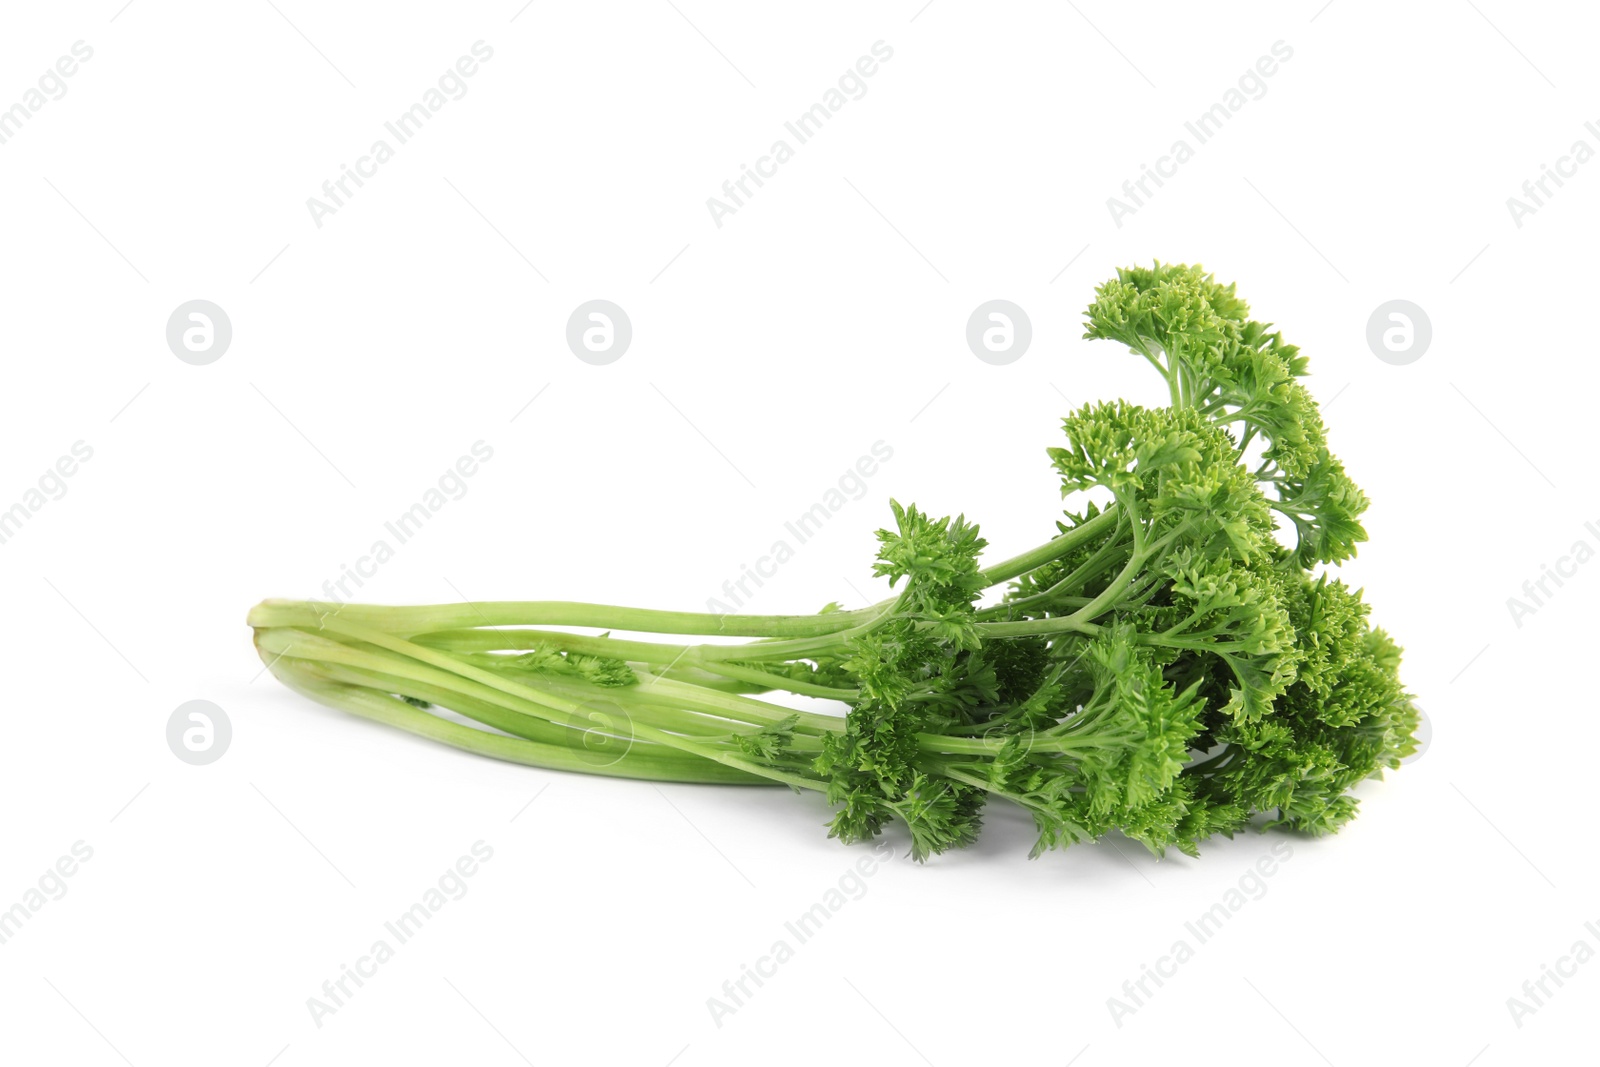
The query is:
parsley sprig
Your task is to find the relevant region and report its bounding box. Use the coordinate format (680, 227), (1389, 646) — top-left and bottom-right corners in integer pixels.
(251, 264), (1418, 861)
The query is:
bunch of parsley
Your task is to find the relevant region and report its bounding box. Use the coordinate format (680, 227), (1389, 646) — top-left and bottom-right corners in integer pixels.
(251, 264), (1418, 861)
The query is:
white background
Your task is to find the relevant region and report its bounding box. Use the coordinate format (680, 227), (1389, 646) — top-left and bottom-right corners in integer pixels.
(1, 1), (1596, 1064)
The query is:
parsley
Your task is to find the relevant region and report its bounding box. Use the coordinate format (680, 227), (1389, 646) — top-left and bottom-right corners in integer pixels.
(250, 263), (1418, 860)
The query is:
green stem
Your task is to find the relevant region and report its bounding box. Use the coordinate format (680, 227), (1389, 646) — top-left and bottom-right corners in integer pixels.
(975, 505), (1121, 586)
(266, 656), (772, 785)
(247, 598), (873, 639)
